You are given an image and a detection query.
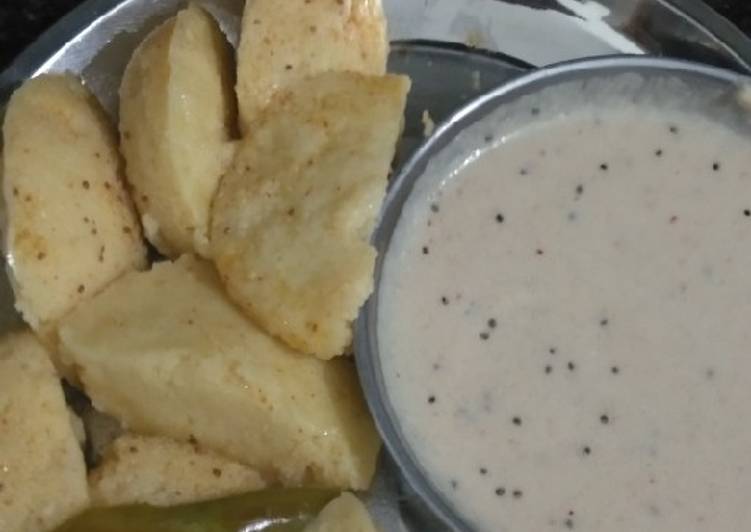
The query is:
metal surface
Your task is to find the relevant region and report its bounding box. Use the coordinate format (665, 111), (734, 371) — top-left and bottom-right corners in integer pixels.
(2, 1), (751, 531)
(388, 41), (530, 171)
(356, 56), (751, 531)
(4, 0), (751, 111)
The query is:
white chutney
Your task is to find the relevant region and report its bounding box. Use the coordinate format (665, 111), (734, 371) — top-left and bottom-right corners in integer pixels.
(378, 78), (751, 531)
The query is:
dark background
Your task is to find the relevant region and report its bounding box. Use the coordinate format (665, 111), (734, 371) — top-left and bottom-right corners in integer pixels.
(1, 0), (750, 70)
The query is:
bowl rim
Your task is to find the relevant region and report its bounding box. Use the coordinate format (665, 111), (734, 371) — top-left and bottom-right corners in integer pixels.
(354, 54), (750, 531)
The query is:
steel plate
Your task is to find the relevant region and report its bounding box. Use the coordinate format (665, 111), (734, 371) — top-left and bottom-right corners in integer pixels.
(2, 1), (751, 530)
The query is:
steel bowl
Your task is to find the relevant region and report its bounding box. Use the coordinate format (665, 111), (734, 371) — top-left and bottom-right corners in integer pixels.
(354, 55), (751, 531)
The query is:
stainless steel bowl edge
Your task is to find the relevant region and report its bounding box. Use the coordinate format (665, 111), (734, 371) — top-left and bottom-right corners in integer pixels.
(354, 54), (751, 532)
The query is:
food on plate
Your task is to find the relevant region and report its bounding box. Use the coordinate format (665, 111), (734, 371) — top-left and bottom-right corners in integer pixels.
(89, 434), (267, 507)
(421, 109), (435, 137)
(303, 492), (377, 532)
(58, 255), (381, 489)
(0, 332), (89, 532)
(119, 4), (235, 257)
(236, 0), (388, 132)
(54, 488), (339, 532)
(1, 0), (412, 526)
(379, 79), (751, 530)
(1, 75), (146, 345)
(211, 72), (410, 359)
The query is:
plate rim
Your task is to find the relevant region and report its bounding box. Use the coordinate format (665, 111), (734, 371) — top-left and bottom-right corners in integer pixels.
(3, 0), (751, 106)
(0, 0), (121, 105)
(663, 0), (751, 70)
